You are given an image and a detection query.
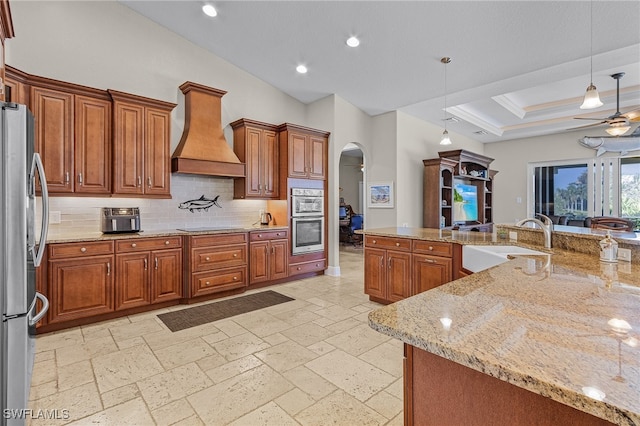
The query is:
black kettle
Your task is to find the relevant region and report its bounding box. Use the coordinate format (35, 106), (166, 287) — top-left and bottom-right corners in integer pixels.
(260, 212), (273, 225)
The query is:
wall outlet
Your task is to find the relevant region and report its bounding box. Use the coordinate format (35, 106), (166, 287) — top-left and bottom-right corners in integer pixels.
(618, 248), (632, 262)
(50, 211), (61, 224)
(508, 231), (518, 241)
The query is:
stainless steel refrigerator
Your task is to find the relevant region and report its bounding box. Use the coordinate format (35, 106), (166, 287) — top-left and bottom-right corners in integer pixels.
(1, 103), (49, 425)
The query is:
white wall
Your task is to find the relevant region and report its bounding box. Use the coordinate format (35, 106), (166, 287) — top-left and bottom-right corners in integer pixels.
(484, 129), (601, 224)
(396, 112), (484, 227)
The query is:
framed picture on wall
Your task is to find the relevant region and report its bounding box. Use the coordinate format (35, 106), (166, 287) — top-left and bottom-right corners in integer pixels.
(367, 181), (394, 208)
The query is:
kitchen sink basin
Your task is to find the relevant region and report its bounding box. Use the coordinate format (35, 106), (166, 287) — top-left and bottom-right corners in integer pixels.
(462, 245), (548, 273)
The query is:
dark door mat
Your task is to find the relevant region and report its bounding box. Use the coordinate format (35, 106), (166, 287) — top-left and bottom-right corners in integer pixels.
(157, 290), (294, 332)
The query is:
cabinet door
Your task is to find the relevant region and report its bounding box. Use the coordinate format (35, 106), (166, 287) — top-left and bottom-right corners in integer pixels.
(151, 248), (182, 303)
(288, 132), (308, 178)
(308, 136), (326, 179)
(113, 101), (144, 195)
(270, 240), (288, 281)
(75, 95), (111, 194)
(412, 254), (452, 296)
(31, 86), (74, 193)
(49, 255), (114, 323)
(262, 130), (279, 197)
(387, 251), (411, 302)
(246, 127), (262, 197)
(145, 107), (171, 196)
(364, 248), (386, 300)
(115, 252), (150, 311)
(250, 241), (270, 284)
(4, 76), (28, 104)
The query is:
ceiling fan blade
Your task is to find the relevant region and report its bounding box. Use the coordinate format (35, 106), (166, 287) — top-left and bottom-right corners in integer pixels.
(622, 108), (640, 122)
(573, 117), (610, 121)
(567, 121), (607, 131)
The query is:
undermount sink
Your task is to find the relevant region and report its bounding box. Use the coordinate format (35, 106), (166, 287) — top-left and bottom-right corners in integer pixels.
(462, 245), (548, 273)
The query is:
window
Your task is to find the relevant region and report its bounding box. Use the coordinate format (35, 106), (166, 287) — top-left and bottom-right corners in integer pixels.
(530, 156), (640, 230)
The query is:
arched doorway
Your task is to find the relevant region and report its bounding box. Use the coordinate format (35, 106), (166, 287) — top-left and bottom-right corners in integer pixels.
(339, 143), (364, 250)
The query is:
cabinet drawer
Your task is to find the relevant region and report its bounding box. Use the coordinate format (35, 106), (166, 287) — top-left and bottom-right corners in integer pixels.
(364, 236), (411, 252)
(192, 245), (247, 272)
(192, 267), (247, 297)
(289, 259), (326, 276)
(49, 241), (114, 259)
(116, 236), (182, 253)
(412, 240), (452, 257)
(250, 230), (288, 241)
(190, 233), (247, 247)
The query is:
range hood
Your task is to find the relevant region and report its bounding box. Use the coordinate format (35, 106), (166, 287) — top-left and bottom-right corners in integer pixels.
(171, 81), (245, 178)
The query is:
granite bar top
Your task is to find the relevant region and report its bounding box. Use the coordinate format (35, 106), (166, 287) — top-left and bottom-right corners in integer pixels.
(45, 225), (289, 244)
(367, 228), (640, 425)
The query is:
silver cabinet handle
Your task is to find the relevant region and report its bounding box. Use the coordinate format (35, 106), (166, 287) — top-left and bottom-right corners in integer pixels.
(233, 276), (238, 281)
(424, 259), (436, 264)
(65, 172), (70, 184)
(78, 172), (83, 185)
(205, 256), (210, 261)
(137, 176), (142, 187)
(131, 243), (137, 248)
(165, 240), (170, 245)
(233, 253), (238, 257)
(258, 234), (262, 238)
(147, 177), (152, 188)
(144, 258), (148, 270)
(396, 242), (400, 247)
(107, 262), (111, 275)
(429, 246), (434, 251)
(272, 247), (275, 254)
(80, 247), (87, 253)
(206, 281), (210, 286)
(388, 258), (392, 268)
(155, 257), (158, 269)
(372, 240), (377, 244)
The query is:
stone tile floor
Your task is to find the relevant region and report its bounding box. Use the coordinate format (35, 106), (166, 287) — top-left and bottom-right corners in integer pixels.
(28, 247), (404, 425)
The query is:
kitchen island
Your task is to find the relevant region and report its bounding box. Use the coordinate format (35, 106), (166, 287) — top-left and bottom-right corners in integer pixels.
(366, 227), (640, 425)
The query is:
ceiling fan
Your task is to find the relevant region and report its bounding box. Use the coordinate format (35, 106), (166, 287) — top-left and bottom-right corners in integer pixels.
(571, 72), (640, 136)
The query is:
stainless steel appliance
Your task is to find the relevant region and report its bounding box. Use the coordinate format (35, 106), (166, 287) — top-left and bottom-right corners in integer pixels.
(291, 188), (324, 217)
(1, 103), (50, 425)
(260, 211), (273, 226)
(291, 188), (324, 254)
(101, 207), (141, 234)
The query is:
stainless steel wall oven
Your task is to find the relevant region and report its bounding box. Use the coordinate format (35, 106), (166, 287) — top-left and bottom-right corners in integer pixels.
(291, 188), (324, 254)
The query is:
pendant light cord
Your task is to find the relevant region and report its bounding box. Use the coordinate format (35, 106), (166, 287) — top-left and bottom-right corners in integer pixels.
(589, 0), (593, 84)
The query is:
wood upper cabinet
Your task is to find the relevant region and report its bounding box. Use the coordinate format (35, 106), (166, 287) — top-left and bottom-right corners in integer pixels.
(47, 241), (115, 323)
(249, 230), (288, 285)
(0, 1), (14, 103)
(232, 119), (280, 199)
(4, 66), (28, 105)
(29, 79), (111, 194)
(109, 90), (175, 198)
(278, 123), (329, 180)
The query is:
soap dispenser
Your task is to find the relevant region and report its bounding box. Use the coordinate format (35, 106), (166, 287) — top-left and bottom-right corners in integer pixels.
(599, 231), (618, 263)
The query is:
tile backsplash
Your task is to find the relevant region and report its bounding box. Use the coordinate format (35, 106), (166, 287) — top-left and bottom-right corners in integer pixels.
(40, 175), (269, 236)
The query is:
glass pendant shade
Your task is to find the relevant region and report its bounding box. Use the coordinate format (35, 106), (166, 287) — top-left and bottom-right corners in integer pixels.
(580, 83), (603, 109)
(605, 125), (630, 136)
(440, 129), (452, 145)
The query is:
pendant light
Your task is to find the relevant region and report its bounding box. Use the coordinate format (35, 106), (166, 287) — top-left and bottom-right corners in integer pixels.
(580, 0), (603, 109)
(440, 57), (452, 145)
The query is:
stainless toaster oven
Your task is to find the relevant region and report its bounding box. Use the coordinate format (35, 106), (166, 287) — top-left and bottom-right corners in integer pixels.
(101, 207), (141, 234)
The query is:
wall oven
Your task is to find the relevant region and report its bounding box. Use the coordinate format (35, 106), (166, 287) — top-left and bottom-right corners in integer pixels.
(291, 188), (324, 254)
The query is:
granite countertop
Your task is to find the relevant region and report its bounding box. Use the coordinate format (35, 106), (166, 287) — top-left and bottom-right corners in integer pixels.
(367, 228), (640, 425)
(45, 225), (289, 244)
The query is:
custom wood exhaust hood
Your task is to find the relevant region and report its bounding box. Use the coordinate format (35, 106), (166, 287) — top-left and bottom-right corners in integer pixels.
(171, 82), (245, 178)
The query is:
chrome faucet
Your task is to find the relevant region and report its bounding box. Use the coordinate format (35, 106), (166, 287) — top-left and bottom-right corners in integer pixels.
(515, 214), (553, 249)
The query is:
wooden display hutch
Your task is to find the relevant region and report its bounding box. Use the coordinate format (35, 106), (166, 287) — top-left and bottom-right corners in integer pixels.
(423, 150), (496, 232)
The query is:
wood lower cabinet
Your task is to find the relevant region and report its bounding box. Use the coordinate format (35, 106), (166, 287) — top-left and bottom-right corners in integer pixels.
(232, 119), (280, 199)
(364, 236), (412, 303)
(115, 237), (183, 310)
(48, 241), (115, 324)
(364, 236), (454, 304)
(249, 230), (288, 285)
(185, 233), (248, 298)
(109, 90), (176, 198)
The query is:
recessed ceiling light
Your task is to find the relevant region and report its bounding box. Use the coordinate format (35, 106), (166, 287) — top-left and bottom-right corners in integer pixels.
(202, 4), (217, 17)
(296, 64), (308, 74)
(346, 36), (360, 47)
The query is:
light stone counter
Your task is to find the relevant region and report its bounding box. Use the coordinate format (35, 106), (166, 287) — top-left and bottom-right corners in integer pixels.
(45, 225), (289, 244)
(366, 227), (640, 425)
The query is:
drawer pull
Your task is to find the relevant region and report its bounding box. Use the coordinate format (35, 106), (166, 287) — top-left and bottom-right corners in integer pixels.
(131, 243), (137, 248)
(65, 172), (70, 184)
(165, 240), (170, 245)
(372, 240), (377, 244)
(205, 257), (210, 261)
(424, 259), (436, 264)
(396, 242), (400, 247)
(78, 172), (83, 185)
(276, 233), (281, 236)
(297, 267), (301, 271)
(80, 247), (87, 253)
(233, 276), (238, 280)
(205, 281), (210, 286)
(429, 246), (434, 251)
(147, 177), (152, 188)
(258, 234), (262, 238)
(233, 253), (238, 257)
(316, 263), (319, 267)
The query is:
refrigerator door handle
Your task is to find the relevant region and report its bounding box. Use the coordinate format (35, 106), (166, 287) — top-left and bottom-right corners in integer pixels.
(28, 292), (49, 326)
(29, 153), (49, 267)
